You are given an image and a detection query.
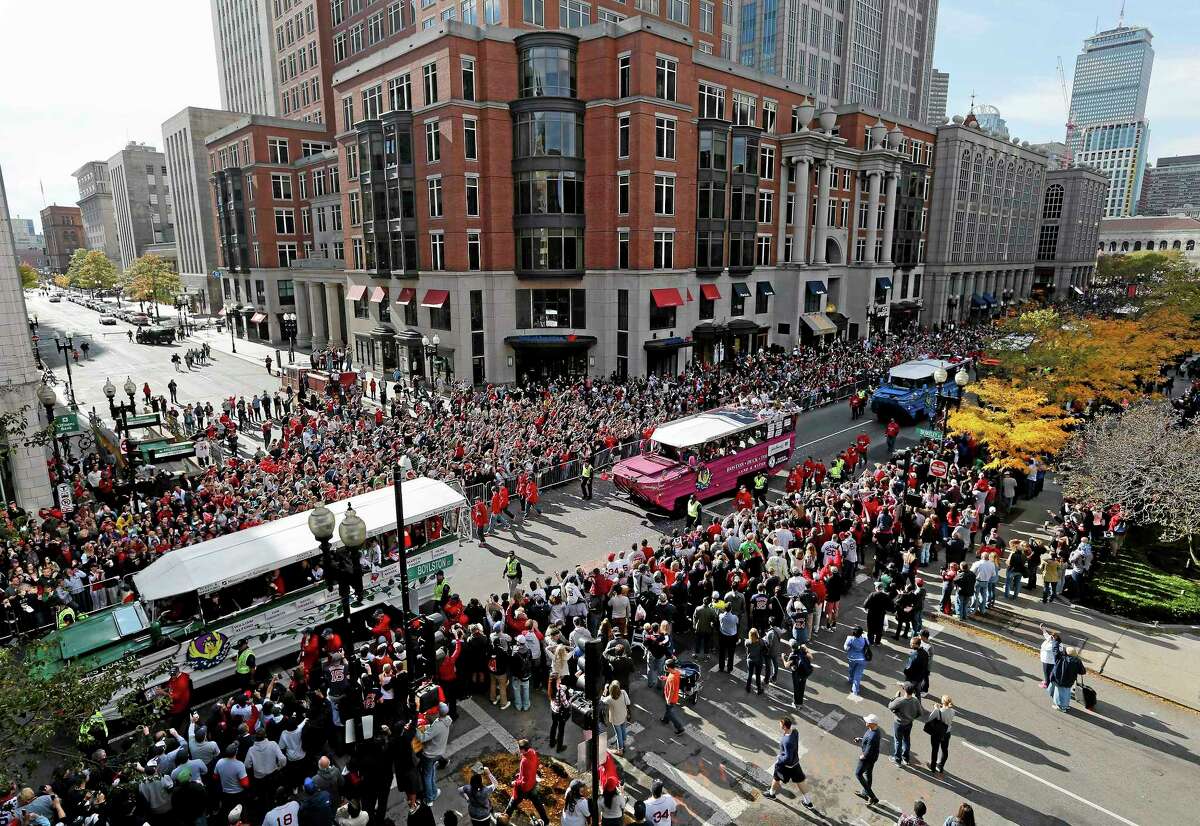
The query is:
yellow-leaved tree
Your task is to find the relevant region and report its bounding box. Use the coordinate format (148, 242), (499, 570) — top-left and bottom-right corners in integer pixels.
(947, 378), (1076, 470)
(123, 253), (182, 306)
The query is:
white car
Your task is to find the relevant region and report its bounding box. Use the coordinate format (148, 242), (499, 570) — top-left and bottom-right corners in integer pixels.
(99, 314), (118, 325)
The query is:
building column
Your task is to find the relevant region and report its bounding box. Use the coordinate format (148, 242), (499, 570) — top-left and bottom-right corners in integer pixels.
(308, 283), (328, 349)
(880, 171), (898, 265)
(865, 170), (882, 264)
(813, 159), (831, 265)
(791, 157), (811, 265)
(775, 158), (791, 265)
(324, 281), (343, 347)
(294, 281), (313, 348)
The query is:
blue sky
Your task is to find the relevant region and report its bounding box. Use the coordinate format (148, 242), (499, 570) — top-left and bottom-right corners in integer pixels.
(934, 0), (1199, 159)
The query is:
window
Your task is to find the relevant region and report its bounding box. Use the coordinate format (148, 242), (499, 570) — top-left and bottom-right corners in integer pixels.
(762, 100), (777, 133)
(618, 55), (631, 98)
(1037, 224), (1059, 261)
(698, 82), (725, 119)
(1043, 184), (1064, 220)
(649, 295), (676, 330)
(278, 242), (298, 267)
(463, 117), (478, 160)
(698, 128), (727, 170)
(462, 0), (477, 23)
(598, 7), (625, 21)
(461, 57), (476, 101)
(367, 11), (384, 44)
(467, 232), (481, 270)
(465, 175), (479, 216)
(655, 117), (676, 160)
(425, 120), (441, 162)
(699, 0), (714, 33)
(430, 232), (446, 270)
(758, 144), (775, 179)
(754, 278), (771, 312)
(362, 84), (383, 119)
(732, 92), (756, 126)
(268, 137), (290, 164)
(427, 178), (444, 217)
(654, 175), (675, 216)
(331, 204), (342, 230)
(653, 231), (674, 269)
(274, 207), (295, 234)
(519, 45), (576, 97)
(349, 22), (363, 53)
(559, 0), (590, 27)
(334, 33), (347, 62)
(655, 57), (677, 102)
(517, 227), (584, 271)
(730, 186), (755, 221)
(618, 114), (630, 158)
(666, 0), (688, 24)
(341, 95), (354, 130)
(757, 190), (773, 224)
(388, 0), (404, 31)
(271, 173), (292, 200)
(349, 192), (361, 225)
(524, 0), (544, 25)
(730, 134), (757, 174)
(514, 111), (583, 157)
(697, 181), (725, 219)
(423, 62), (438, 105)
(388, 74), (412, 111)
(730, 282), (747, 315)
(617, 172), (630, 214)
(618, 230), (630, 269)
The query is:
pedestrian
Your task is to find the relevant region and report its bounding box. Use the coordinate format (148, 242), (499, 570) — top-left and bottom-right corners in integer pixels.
(265, 355), (273, 375)
(1038, 625), (1061, 688)
(1047, 646), (1086, 712)
(888, 682), (923, 766)
(786, 641), (813, 707)
(580, 459), (593, 500)
(903, 636), (930, 693)
(717, 599), (739, 673)
(843, 626), (870, 696)
(886, 418), (900, 453)
(659, 658), (686, 735)
(898, 800), (929, 826)
(560, 779), (590, 826)
(505, 740), (550, 825)
(925, 694), (954, 773)
(753, 470), (768, 508)
(863, 582), (892, 644)
(642, 781), (677, 826)
(602, 680), (632, 754)
(743, 627), (767, 694)
(943, 802), (976, 826)
(502, 551), (522, 598)
(127, 329), (134, 342)
(168, 379), (179, 404)
(853, 714), (881, 805)
(598, 778), (626, 826)
(1004, 541), (1027, 600)
(1038, 552), (1063, 603)
(458, 765), (498, 826)
(548, 680), (571, 753)
(416, 703), (451, 803)
(765, 716), (815, 809)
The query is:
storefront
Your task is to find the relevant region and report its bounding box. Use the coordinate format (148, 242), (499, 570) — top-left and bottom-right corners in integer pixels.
(799, 312), (837, 345)
(644, 336), (692, 376)
(726, 318), (767, 358)
(691, 322), (726, 367)
(889, 299), (921, 330)
(505, 334), (597, 383)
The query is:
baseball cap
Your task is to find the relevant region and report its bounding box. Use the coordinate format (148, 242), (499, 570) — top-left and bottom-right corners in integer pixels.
(863, 714), (879, 725)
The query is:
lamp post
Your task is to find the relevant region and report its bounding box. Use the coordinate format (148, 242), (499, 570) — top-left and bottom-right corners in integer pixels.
(391, 459), (419, 728)
(104, 376), (142, 514)
(51, 335), (78, 410)
(421, 334), (440, 393)
(282, 312), (298, 363)
(225, 303), (238, 353)
(307, 502), (368, 647)
(36, 383), (63, 508)
(932, 366), (971, 435)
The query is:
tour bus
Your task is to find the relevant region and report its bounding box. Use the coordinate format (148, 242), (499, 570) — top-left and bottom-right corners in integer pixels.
(612, 405), (797, 513)
(39, 477), (469, 697)
(869, 358), (966, 423)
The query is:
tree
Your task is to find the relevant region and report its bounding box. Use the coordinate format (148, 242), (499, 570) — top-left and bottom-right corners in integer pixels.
(1061, 402), (1200, 567)
(66, 249), (119, 293)
(18, 263), (38, 289)
(947, 378), (1076, 470)
(52, 274), (70, 290)
(123, 254), (182, 309)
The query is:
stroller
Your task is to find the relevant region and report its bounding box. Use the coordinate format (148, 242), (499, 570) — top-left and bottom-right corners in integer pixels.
(677, 660), (703, 706)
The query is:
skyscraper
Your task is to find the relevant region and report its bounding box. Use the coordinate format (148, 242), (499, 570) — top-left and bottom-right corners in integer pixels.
(927, 69), (949, 126)
(209, 0), (278, 116)
(72, 160), (120, 262)
(107, 142), (174, 271)
(1067, 23), (1154, 217)
(1137, 155), (1200, 217)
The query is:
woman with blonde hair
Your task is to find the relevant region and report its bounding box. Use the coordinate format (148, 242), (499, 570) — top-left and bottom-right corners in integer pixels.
(744, 627), (768, 694)
(602, 680), (632, 753)
(925, 694), (956, 774)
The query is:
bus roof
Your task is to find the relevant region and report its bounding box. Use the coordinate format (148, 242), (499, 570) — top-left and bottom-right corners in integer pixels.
(888, 358), (958, 381)
(131, 477), (465, 601)
(652, 406), (782, 449)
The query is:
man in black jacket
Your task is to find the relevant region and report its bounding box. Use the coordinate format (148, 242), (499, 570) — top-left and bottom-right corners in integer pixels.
(902, 636), (930, 695)
(853, 715), (881, 804)
(863, 584), (893, 645)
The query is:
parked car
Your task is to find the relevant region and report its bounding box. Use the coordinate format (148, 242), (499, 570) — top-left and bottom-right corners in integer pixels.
(48, 295), (61, 303)
(98, 314), (118, 325)
(130, 314), (151, 325)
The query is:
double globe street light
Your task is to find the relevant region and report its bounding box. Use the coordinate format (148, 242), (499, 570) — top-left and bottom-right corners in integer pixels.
(307, 502), (368, 646)
(933, 365), (971, 434)
(103, 376), (143, 514)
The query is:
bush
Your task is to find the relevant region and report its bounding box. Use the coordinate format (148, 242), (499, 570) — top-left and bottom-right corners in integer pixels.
(1084, 539), (1200, 623)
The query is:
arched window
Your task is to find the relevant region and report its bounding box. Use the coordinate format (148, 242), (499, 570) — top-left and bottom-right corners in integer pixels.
(1188, 240), (1196, 251)
(1133, 241), (1142, 251)
(1145, 240), (1155, 250)
(1110, 242), (1117, 252)
(1159, 241), (1168, 250)
(983, 157), (995, 207)
(1173, 240), (1182, 250)
(1121, 241), (1129, 251)
(1042, 184), (1064, 220)
(956, 152), (971, 200)
(971, 153), (984, 200)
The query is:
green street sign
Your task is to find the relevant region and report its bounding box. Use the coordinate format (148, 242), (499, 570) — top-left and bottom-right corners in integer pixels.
(125, 414), (161, 429)
(147, 442), (196, 463)
(916, 427), (944, 440)
(407, 554), (455, 580)
(53, 413), (81, 436)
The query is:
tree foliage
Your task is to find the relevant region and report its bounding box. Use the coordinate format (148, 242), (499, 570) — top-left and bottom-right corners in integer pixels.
(0, 643), (167, 789)
(123, 254), (182, 305)
(66, 249), (119, 292)
(948, 378), (1076, 470)
(52, 274), (70, 289)
(1061, 402), (1200, 567)
(18, 263), (39, 289)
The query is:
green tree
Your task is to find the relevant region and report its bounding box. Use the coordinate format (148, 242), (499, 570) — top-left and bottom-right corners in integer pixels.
(18, 263), (39, 289)
(123, 254), (182, 309)
(66, 249), (119, 293)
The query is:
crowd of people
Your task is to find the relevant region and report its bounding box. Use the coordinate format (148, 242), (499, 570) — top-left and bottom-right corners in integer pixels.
(2, 325), (990, 639)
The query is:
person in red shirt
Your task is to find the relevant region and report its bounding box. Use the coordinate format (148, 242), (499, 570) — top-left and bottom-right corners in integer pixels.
(885, 418), (900, 453)
(436, 631), (464, 717)
(734, 486), (754, 511)
(524, 480), (541, 518)
(813, 461), (827, 486)
(471, 499), (489, 543)
(299, 629), (321, 684)
(506, 740), (551, 824)
(166, 666), (193, 728)
(490, 488), (510, 530)
(370, 611), (394, 645)
(856, 432), (872, 453)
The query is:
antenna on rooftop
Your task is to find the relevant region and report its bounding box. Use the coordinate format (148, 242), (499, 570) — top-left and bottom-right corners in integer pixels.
(1118, 0), (1126, 28)
(969, 90), (976, 114)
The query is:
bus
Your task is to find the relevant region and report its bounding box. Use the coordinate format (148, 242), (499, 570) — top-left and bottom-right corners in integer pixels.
(38, 477), (469, 697)
(869, 359), (966, 423)
(611, 405), (797, 513)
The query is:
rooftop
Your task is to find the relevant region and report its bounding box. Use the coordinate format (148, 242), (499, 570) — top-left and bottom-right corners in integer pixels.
(1099, 216), (1200, 232)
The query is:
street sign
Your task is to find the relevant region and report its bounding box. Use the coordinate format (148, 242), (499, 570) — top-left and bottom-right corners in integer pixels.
(124, 414), (162, 429)
(53, 413), (81, 436)
(929, 459), (948, 478)
(147, 442), (196, 463)
(407, 553), (455, 581)
(916, 426), (944, 440)
(56, 483), (74, 512)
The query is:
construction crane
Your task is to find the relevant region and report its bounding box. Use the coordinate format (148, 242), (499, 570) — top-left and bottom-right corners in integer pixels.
(1056, 57), (1075, 168)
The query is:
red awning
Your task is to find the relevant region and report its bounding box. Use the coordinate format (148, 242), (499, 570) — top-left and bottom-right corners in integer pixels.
(686, 289), (694, 302)
(397, 287), (416, 304)
(651, 288), (685, 308)
(700, 284), (721, 300)
(369, 286), (387, 303)
(249, 312), (266, 324)
(421, 289), (450, 308)
(346, 284), (367, 301)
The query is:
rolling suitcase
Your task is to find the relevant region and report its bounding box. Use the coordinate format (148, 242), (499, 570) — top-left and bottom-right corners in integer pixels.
(1080, 680), (1097, 711)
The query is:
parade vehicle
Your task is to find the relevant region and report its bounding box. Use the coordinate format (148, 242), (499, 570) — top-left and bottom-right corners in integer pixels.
(869, 358), (966, 423)
(612, 405), (797, 513)
(135, 326), (176, 345)
(37, 477), (470, 697)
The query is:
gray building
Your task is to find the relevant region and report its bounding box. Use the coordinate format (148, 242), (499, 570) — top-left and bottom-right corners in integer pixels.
(72, 161), (120, 262)
(973, 105), (1009, 140)
(923, 113), (1051, 326)
(743, 0), (939, 123)
(926, 69), (949, 127)
(8, 217), (42, 249)
(0, 165), (53, 509)
(107, 142), (174, 271)
(1035, 166), (1108, 297)
(1030, 140), (1068, 170)
(1137, 155), (1200, 217)
(163, 107), (244, 315)
(210, 0), (279, 116)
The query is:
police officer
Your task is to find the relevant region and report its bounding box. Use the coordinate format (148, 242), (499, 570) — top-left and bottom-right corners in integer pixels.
(235, 638), (256, 689)
(78, 710), (108, 755)
(432, 570), (451, 607)
(503, 551), (523, 598)
(580, 459), (594, 500)
(686, 495), (702, 529)
(56, 605), (77, 629)
(753, 471), (769, 508)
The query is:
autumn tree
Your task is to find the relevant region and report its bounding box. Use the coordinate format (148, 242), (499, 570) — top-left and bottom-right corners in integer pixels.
(947, 378), (1076, 470)
(1061, 402), (1200, 567)
(18, 262), (38, 289)
(52, 274), (70, 289)
(123, 253), (182, 309)
(66, 249), (119, 293)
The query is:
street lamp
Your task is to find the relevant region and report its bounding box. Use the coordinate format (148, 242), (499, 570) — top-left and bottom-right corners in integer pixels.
(307, 502), (367, 647)
(51, 335), (78, 410)
(932, 366), (970, 436)
(421, 334), (440, 392)
(36, 383), (64, 508)
(225, 303), (238, 354)
(105, 376), (142, 514)
(282, 312), (298, 363)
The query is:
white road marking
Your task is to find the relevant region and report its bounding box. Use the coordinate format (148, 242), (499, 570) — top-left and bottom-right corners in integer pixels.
(642, 751), (749, 826)
(460, 698), (519, 751)
(961, 741), (1142, 826)
(794, 420), (881, 451)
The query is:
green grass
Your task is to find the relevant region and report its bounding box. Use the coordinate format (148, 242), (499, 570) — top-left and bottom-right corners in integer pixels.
(1085, 540), (1200, 623)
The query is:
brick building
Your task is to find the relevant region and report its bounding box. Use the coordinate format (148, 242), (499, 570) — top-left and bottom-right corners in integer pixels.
(324, 18), (934, 384)
(40, 205), (86, 272)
